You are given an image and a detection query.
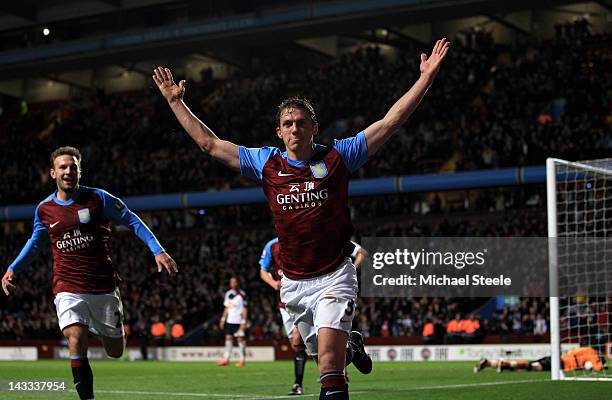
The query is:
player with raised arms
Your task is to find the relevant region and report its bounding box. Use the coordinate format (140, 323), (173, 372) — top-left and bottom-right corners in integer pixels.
(154, 38), (450, 399)
(1, 146), (178, 400)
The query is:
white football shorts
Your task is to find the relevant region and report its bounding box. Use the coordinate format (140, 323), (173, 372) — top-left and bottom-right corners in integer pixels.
(54, 288), (125, 338)
(280, 258), (358, 355)
(280, 307), (296, 339)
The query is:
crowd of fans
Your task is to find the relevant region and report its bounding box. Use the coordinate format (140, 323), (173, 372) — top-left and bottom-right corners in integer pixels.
(1, 23), (610, 206)
(0, 203), (555, 343)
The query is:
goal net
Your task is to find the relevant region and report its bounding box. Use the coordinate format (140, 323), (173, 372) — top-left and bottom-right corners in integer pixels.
(547, 158), (612, 380)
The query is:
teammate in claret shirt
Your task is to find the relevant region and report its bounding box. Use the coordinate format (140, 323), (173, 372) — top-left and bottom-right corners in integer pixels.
(1, 146), (178, 400)
(154, 37), (450, 400)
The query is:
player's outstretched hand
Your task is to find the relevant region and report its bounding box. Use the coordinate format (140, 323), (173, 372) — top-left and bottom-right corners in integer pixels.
(1, 271), (16, 296)
(420, 38), (450, 80)
(152, 67), (185, 104)
(155, 252), (178, 276)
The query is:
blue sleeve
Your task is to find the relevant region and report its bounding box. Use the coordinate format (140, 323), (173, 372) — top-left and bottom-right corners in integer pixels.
(95, 189), (165, 256)
(238, 146), (277, 181)
(333, 131), (369, 173)
(259, 239), (277, 271)
(8, 207), (48, 273)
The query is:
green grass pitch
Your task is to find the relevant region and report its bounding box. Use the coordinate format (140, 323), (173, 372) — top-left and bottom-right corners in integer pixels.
(0, 360), (609, 399)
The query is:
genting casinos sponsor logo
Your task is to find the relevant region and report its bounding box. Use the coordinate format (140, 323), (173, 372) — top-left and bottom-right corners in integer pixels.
(56, 228), (94, 253)
(276, 185), (328, 211)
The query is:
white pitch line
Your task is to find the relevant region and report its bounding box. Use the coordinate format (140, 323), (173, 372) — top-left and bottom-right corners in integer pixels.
(93, 379), (548, 399)
(239, 380), (548, 399)
(239, 391), (368, 400)
(396, 378), (547, 392)
(93, 389), (258, 398)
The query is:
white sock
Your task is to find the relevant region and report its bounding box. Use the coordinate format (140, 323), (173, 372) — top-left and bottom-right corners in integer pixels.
(224, 339), (233, 360)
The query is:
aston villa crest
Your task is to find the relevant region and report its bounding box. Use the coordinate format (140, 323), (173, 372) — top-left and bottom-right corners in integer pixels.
(310, 161), (328, 179)
(78, 208), (91, 223)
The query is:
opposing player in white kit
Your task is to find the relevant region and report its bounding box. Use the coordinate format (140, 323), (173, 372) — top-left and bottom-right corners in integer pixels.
(218, 277), (248, 367)
(154, 37), (450, 399)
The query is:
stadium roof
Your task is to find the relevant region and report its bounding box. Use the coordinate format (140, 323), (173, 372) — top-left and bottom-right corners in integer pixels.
(0, 0), (608, 100)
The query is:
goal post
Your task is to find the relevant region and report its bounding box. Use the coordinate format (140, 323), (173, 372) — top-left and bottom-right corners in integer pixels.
(547, 157), (612, 381)
(547, 158), (561, 380)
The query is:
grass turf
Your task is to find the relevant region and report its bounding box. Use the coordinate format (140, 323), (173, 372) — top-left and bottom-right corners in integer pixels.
(0, 360), (609, 399)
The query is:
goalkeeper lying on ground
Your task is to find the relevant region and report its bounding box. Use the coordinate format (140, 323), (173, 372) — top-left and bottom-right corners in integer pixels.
(474, 347), (607, 373)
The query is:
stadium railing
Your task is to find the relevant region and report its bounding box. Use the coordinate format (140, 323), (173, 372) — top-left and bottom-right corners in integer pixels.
(0, 165), (546, 221)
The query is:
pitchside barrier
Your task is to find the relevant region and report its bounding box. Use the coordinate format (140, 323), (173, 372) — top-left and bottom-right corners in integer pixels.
(53, 346), (276, 362)
(0, 347), (38, 361)
(3, 343), (611, 362)
(363, 344), (581, 362)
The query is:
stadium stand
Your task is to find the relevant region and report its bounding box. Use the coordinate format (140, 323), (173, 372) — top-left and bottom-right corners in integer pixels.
(0, 205), (550, 342)
(0, 10), (609, 350)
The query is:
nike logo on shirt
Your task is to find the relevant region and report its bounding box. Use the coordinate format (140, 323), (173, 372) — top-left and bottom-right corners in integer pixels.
(277, 171), (293, 177)
(50, 221), (61, 228)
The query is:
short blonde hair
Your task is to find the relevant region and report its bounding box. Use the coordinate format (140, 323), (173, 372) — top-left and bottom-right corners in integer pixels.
(50, 146), (81, 168)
